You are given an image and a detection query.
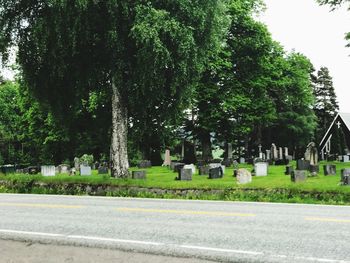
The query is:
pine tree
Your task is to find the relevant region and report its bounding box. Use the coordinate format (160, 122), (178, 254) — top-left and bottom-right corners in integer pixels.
(313, 67), (339, 147)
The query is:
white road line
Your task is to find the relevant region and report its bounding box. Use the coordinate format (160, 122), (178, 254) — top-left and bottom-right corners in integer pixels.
(0, 229), (63, 238)
(296, 256), (350, 263)
(67, 235), (162, 246)
(180, 245), (263, 256)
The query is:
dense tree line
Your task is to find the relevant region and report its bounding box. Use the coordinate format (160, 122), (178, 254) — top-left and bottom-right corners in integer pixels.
(0, 0), (340, 173)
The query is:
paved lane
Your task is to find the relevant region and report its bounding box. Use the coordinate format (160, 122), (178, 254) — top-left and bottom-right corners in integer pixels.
(0, 194), (350, 263)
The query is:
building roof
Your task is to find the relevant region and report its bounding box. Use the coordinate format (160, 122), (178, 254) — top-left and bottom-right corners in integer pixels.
(319, 112), (350, 151)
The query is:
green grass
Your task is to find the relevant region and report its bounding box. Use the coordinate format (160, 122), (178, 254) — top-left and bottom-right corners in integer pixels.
(0, 161), (349, 193)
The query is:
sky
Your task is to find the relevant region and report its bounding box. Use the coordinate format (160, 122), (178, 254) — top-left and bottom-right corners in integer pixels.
(259, 0), (350, 112)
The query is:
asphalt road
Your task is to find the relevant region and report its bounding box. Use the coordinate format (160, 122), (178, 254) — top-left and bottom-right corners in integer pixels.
(0, 194), (350, 263)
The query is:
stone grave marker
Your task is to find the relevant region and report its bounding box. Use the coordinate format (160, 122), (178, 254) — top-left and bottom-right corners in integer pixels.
(266, 150), (271, 160)
(177, 168), (192, 181)
(184, 164), (196, 174)
(285, 166), (294, 175)
(98, 166), (109, 175)
(271, 143), (278, 160)
(209, 163), (225, 175)
(74, 157), (80, 171)
(239, 157), (245, 164)
(198, 165), (210, 176)
(279, 147), (283, 160)
(138, 160), (152, 169)
(208, 167), (223, 179)
(305, 142), (318, 165)
(343, 155), (350, 163)
(323, 165), (336, 176)
(296, 160), (310, 171)
(174, 163), (185, 173)
(236, 169), (252, 184)
(163, 149), (171, 166)
(58, 164), (70, 174)
(309, 165), (319, 176)
(254, 162), (268, 177)
(291, 170), (307, 183)
(41, 165), (56, 177)
(80, 165), (92, 176)
(341, 169), (350, 185)
(132, 171), (146, 180)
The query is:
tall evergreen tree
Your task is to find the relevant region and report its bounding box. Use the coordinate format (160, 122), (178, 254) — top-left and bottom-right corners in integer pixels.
(313, 67), (339, 143)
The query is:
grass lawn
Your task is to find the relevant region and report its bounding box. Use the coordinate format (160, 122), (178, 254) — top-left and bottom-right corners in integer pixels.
(1, 161), (350, 193)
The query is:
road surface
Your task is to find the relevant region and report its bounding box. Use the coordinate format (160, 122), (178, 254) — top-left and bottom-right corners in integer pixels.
(0, 194), (350, 263)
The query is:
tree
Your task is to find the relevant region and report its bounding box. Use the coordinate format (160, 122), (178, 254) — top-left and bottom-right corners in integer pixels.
(0, 0), (226, 177)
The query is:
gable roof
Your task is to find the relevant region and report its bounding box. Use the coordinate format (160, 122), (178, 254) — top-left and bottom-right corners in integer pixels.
(319, 112), (350, 151)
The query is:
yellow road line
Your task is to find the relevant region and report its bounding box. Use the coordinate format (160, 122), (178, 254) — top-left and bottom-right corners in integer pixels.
(0, 202), (84, 209)
(117, 207), (256, 217)
(305, 217), (350, 223)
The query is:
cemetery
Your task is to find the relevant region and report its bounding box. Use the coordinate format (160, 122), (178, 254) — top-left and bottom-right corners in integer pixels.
(1, 143), (350, 205)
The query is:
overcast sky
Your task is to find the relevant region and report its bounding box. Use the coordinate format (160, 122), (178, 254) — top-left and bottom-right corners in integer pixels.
(259, 0), (350, 112)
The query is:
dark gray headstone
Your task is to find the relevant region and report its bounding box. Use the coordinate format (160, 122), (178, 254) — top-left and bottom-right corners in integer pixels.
(177, 169), (192, 181)
(28, 166), (40, 175)
(132, 170), (147, 180)
(296, 160), (310, 171)
(285, 166), (294, 175)
(323, 165), (336, 176)
(198, 165), (210, 176)
(291, 170), (307, 183)
(341, 169), (350, 185)
(309, 165), (319, 176)
(174, 163), (185, 173)
(208, 167), (223, 179)
(0, 165), (15, 174)
(98, 166), (109, 175)
(137, 160), (152, 169)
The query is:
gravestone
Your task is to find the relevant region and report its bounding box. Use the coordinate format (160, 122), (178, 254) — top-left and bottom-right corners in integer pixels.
(177, 169), (192, 181)
(198, 165), (210, 175)
(305, 142), (318, 165)
(58, 164), (70, 174)
(227, 143), (233, 159)
(284, 147), (289, 158)
(163, 149), (171, 166)
(209, 163), (225, 175)
(74, 157), (80, 171)
(279, 147), (283, 160)
(138, 160), (152, 169)
(184, 164), (196, 174)
(296, 160), (310, 171)
(41, 165), (56, 177)
(266, 150), (271, 160)
(98, 166), (109, 175)
(323, 165), (336, 176)
(132, 170), (146, 180)
(208, 167), (223, 179)
(343, 155), (350, 163)
(174, 163), (185, 173)
(271, 143), (278, 160)
(239, 157), (245, 164)
(0, 165), (15, 174)
(291, 170), (307, 183)
(80, 165), (92, 176)
(341, 169), (350, 185)
(236, 169), (252, 184)
(170, 161), (179, 170)
(286, 155), (293, 162)
(27, 166), (40, 175)
(309, 165), (319, 176)
(254, 162), (268, 177)
(285, 166), (294, 175)
(70, 168), (77, 176)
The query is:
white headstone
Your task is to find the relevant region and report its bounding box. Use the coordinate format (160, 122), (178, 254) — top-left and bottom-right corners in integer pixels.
(163, 149), (171, 166)
(266, 150), (271, 160)
(239, 157), (245, 164)
(184, 164), (196, 174)
(236, 169), (252, 184)
(284, 147), (289, 157)
(254, 162), (268, 177)
(80, 165), (92, 176)
(279, 147), (283, 160)
(343, 155), (350, 163)
(41, 165), (56, 177)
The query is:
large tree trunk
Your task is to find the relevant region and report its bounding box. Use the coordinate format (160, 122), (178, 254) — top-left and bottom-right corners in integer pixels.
(110, 77), (129, 178)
